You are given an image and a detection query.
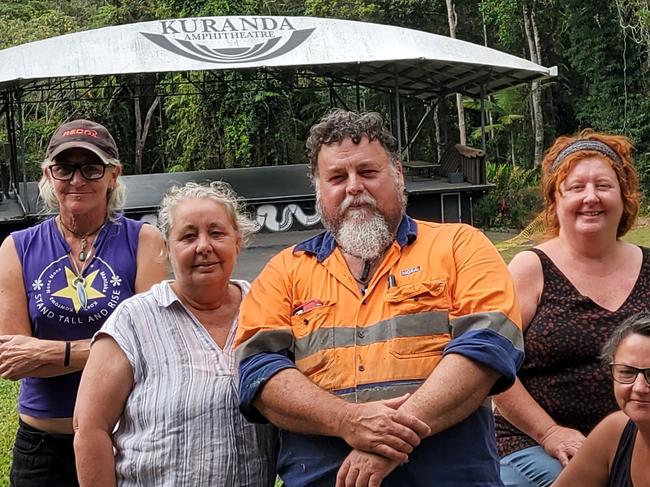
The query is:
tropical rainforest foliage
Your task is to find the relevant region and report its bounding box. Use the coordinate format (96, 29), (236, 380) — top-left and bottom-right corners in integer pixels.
(1, 0), (650, 226)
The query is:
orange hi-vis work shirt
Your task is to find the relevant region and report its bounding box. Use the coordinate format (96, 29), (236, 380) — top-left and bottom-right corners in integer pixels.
(235, 216), (523, 486)
(237, 216), (522, 403)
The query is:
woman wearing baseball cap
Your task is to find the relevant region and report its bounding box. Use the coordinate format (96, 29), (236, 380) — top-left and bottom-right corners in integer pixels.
(0, 119), (168, 486)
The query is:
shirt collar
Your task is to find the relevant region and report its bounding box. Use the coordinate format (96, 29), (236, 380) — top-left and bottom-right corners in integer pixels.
(152, 280), (179, 307)
(151, 280), (249, 308)
(294, 214), (418, 262)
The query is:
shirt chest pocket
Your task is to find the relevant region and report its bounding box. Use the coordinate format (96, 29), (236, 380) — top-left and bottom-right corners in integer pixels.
(385, 280), (451, 358)
(386, 280), (450, 313)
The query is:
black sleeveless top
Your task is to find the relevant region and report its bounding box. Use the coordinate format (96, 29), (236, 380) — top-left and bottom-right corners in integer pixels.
(609, 420), (637, 487)
(495, 247), (650, 457)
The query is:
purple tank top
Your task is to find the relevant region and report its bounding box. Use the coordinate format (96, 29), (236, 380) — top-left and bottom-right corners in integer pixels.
(11, 215), (143, 418)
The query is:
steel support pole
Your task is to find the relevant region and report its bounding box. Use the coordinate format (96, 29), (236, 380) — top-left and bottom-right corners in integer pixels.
(16, 89), (29, 211)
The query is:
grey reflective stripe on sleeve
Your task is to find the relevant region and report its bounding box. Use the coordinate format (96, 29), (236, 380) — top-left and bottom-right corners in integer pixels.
(449, 311), (523, 350)
(334, 383), (497, 405)
(333, 380), (425, 403)
(293, 311), (450, 361)
(235, 328), (294, 364)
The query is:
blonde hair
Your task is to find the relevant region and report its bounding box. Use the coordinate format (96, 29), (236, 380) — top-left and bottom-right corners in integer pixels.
(157, 181), (255, 247)
(38, 156), (126, 218)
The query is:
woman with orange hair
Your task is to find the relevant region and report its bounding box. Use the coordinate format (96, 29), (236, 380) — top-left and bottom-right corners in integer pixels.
(493, 130), (649, 487)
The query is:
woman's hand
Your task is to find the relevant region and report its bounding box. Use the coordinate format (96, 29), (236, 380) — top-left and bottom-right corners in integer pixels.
(0, 335), (89, 379)
(0, 335), (48, 380)
(540, 424), (586, 466)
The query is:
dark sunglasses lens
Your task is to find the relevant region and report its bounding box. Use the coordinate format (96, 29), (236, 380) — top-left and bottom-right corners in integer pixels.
(80, 164), (106, 180)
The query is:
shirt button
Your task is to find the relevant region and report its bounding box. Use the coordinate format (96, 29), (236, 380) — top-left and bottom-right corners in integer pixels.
(358, 365), (365, 372)
(357, 330), (365, 339)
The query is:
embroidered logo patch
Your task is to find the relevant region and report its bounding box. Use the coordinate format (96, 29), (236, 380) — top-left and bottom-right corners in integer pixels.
(400, 266), (421, 277)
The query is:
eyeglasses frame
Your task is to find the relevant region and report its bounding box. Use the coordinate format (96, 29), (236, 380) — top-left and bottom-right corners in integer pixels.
(609, 362), (650, 386)
(48, 162), (110, 181)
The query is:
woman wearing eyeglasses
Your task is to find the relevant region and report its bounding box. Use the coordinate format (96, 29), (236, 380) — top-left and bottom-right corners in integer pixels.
(493, 130), (649, 487)
(0, 119), (168, 486)
(554, 312), (650, 486)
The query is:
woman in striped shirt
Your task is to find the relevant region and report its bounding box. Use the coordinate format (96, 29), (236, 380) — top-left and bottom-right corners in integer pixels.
(73, 181), (277, 487)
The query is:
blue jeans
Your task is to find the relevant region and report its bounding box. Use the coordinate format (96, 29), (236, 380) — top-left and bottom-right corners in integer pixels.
(500, 446), (563, 487)
(10, 419), (78, 487)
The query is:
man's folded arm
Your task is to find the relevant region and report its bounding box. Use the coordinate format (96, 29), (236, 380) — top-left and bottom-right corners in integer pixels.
(398, 225), (525, 433)
(237, 333), (345, 435)
(238, 348), (430, 461)
(398, 332), (516, 434)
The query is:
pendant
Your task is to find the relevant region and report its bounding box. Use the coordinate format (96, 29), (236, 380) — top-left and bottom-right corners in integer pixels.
(79, 237), (88, 262)
(73, 277), (88, 309)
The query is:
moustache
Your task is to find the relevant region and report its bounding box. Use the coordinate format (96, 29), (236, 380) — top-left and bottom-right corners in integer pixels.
(340, 194), (378, 214)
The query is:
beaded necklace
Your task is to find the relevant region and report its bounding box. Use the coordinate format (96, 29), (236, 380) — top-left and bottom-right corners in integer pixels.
(57, 216), (105, 261)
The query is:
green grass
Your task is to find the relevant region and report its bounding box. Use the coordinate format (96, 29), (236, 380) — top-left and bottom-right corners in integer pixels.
(623, 225), (650, 247)
(2, 224), (650, 484)
(0, 380), (18, 486)
(494, 224), (650, 264)
(499, 243), (531, 264)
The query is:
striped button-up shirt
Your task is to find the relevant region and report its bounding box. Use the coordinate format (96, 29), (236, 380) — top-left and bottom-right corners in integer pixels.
(97, 280), (277, 487)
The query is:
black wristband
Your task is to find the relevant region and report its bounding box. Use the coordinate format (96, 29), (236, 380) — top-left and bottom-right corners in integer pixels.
(63, 341), (71, 367)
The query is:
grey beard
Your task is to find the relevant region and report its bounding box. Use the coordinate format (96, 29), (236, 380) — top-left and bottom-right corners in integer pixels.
(334, 209), (393, 260)
(316, 170), (407, 260)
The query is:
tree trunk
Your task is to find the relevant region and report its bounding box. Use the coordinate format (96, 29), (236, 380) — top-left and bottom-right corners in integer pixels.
(132, 78), (160, 174)
(434, 102), (443, 163)
(134, 83), (142, 173)
(523, 2), (544, 166)
(531, 7), (544, 166)
(480, 2), (495, 147)
(445, 0), (467, 146)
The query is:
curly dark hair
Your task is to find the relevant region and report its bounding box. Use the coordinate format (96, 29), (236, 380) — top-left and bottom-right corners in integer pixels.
(305, 109), (399, 179)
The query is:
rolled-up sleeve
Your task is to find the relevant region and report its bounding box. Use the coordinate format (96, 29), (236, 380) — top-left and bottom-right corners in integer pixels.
(442, 225), (524, 393)
(235, 249), (298, 422)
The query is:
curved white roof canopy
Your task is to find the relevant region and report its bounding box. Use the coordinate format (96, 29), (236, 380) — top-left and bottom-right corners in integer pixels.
(0, 16), (556, 99)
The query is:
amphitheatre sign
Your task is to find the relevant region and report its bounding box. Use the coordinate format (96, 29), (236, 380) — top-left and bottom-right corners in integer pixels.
(141, 17), (315, 64)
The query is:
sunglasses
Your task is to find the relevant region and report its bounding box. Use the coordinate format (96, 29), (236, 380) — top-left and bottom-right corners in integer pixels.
(49, 163), (109, 181)
(609, 363), (650, 386)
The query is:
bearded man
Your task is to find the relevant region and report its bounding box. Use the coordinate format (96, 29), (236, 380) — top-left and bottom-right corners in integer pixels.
(235, 109), (524, 487)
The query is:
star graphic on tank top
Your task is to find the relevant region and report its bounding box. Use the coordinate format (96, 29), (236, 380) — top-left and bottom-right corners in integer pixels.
(51, 267), (106, 313)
